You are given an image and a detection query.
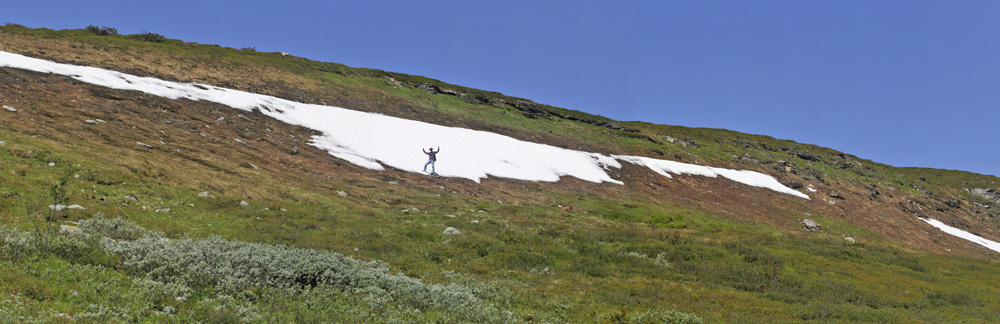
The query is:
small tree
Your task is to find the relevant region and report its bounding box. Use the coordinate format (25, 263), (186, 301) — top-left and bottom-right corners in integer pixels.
(29, 168), (74, 257)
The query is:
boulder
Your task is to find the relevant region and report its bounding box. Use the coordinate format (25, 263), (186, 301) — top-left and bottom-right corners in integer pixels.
(336, 191), (348, 197)
(443, 227), (463, 235)
(416, 83), (442, 94)
(49, 204), (84, 211)
(783, 178), (803, 189)
(197, 191), (215, 198)
(240, 200), (249, 207)
(136, 142), (154, 149)
(2, 105), (16, 112)
(844, 237), (856, 244)
(125, 194), (139, 202)
(796, 151), (821, 161)
(155, 208), (172, 213)
(803, 219), (821, 232)
(59, 225), (82, 234)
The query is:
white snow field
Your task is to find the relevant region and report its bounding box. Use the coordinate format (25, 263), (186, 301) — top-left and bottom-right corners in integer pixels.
(920, 218), (1000, 254)
(1, 50), (808, 199)
(614, 155), (810, 199)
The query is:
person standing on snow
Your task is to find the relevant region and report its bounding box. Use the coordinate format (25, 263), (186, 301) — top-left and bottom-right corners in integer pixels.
(423, 147), (440, 173)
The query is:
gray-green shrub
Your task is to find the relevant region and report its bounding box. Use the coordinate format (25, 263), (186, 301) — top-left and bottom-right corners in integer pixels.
(104, 234), (512, 321)
(79, 213), (147, 240)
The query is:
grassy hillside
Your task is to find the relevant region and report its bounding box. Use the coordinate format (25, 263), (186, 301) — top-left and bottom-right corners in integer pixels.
(2, 25), (1000, 323)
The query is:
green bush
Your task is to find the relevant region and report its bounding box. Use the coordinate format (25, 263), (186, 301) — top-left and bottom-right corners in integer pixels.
(104, 234), (510, 321)
(134, 31), (165, 42)
(79, 213), (148, 240)
(86, 25), (118, 36)
(0, 226), (35, 260)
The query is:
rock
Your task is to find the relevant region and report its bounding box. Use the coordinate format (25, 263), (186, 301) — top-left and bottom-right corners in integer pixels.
(59, 225), (82, 234)
(2, 105), (16, 112)
(660, 135), (701, 148)
(844, 237), (856, 244)
(84, 119), (98, 124)
(943, 199), (960, 208)
(49, 204), (67, 211)
(240, 200), (249, 207)
(336, 191), (348, 197)
(796, 151), (821, 161)
(443, 227), (463, 235)
(233, 138), (247, 145)
(125, 194), (139, 202)
(217, 117), (225, 121)
(156, 208), (172, 213)
(67, 204), (86, 210)
(197, 191), (215, 198)
(828, 190), (843, 199)
(136, 142), (154, 149)
(803, 219), (821, 232)
(416, 83), (442, 94)
(95, 119), (106, 123)
(0, 141), (5, 145)
(783, 179), (803, 189)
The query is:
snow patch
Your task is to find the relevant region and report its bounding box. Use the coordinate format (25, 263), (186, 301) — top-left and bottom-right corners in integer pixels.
(614, 155), (810, 200)
(1, 51), (812, 199)
(920, 218), (1000, 254)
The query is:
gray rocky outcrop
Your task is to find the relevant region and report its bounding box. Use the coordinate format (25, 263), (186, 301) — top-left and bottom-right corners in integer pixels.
(803, 219), (821, 232)
(443, 227), (463, 235)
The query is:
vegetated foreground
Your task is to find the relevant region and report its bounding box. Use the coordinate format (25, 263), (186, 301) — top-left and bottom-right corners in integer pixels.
(1, 25), (1000, 323)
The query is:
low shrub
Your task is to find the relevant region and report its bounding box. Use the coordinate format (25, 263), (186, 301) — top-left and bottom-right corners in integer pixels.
(597, 308), (704, 324)
(631, 309), (704, 324)
(134, 31), (165, 43)
(79, 213), (148, 240)
(86, 25), (118, 36)
(104, 234), (511, 321)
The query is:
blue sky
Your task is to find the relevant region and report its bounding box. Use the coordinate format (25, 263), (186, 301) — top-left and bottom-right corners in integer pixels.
(5, 1), (999, 177)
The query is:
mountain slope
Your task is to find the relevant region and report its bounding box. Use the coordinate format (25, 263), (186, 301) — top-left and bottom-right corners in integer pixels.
(2, 25), (1000, 323)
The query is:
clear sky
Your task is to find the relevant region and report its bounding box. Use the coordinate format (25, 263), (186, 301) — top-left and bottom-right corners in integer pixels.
(4, 1), (999, 177)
